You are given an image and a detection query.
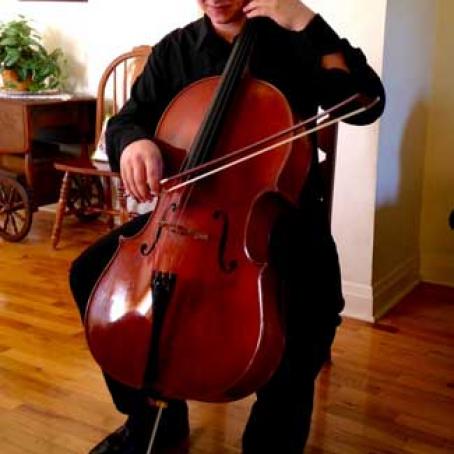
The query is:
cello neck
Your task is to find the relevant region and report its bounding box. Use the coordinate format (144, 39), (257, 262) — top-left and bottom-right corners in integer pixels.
(185, 19), (259, 171)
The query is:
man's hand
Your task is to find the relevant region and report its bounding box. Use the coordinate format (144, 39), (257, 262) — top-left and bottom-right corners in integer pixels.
(243, 0), (315, 32)
(120, 139), (163, 202)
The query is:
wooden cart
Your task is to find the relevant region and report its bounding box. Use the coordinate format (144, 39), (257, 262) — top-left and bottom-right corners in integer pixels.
(0, 94), (96, 241)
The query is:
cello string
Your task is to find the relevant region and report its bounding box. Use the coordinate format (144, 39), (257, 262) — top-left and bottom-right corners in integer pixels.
(162, 96), (381, 194)
(160, 93), (361, 187)
(186, 20), (257, 171)
(165, 21), (257, 272)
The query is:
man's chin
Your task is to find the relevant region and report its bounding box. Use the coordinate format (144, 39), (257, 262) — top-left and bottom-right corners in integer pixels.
(211, 12), (245, 25)
(213, 17), (234, 25)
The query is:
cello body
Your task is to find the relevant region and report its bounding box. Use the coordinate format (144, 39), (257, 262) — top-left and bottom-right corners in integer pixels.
(85, 60), (313, 402)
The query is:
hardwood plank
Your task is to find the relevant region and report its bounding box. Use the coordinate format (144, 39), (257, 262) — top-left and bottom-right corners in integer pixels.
(1, 210), (453, 453)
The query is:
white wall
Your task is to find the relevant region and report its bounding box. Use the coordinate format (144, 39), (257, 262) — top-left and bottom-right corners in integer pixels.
(306, 0), (388, 321)
(373, 0), (436, 317)
(0, 0), (200, 93)
(420, 0), (454, 287)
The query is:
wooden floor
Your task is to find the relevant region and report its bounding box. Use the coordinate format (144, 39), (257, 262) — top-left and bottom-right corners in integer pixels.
(0, 210), (453, 454)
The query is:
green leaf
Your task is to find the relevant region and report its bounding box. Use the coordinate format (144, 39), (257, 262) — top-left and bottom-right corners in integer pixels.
(0, 15), (66, 91)
(4, 52), (19, 67)
(0, 37), (17, 46)
(17, 67), (28, 81)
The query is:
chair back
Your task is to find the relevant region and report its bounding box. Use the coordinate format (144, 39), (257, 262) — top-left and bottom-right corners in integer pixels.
(317, 123), (339, 225)
(95, 45), (152, 145)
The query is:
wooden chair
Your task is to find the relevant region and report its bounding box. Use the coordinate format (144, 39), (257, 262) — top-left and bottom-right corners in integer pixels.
(51, 45), (152, 249)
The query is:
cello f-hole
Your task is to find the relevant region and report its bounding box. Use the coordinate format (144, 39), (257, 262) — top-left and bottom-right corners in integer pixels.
(213, 209), (238, 274)
(140, 202), (178, 256)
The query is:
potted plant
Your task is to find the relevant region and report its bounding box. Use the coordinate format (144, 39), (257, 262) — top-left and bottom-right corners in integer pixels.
(0, 16), (65, 92)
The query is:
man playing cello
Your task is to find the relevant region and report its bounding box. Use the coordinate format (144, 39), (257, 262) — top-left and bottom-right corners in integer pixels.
(70, 1), (385, 452)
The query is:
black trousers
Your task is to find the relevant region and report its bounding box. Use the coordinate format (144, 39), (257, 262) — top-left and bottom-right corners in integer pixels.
(69, 202), (344, 454)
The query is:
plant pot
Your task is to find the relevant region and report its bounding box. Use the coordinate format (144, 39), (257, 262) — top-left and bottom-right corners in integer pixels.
(1, 69), (32, 91)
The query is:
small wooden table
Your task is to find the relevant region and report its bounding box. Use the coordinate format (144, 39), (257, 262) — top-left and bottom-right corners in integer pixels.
(0, 93), (96, 241)
(0, 94), (96, 187)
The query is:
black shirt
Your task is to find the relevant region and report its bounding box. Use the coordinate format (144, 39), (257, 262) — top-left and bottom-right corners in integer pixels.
(106, 14), (385, 173)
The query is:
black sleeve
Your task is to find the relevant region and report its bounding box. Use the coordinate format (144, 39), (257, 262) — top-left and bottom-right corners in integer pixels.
(298, 14), (385, 125)
(105, 38), (174, 172)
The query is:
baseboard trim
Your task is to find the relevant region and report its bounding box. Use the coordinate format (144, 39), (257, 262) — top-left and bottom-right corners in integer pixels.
(341, 281), (374, 322)
(341, 256), (420, 322)
(373, 256), (420, 320)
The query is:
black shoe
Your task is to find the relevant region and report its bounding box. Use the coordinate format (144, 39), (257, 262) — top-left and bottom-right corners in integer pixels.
(89, 402), (190, 454)
(89, 423), (139, 454)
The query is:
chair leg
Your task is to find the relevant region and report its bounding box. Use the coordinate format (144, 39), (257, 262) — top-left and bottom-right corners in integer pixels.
(104, 177), (115, 229)
(51, 171), (71, 249)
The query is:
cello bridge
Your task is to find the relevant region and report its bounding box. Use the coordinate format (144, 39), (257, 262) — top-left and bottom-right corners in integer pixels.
(159, 221), (209, 241)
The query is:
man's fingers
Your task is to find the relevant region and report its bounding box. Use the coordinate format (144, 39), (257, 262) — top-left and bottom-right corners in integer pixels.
(119, 139), (164, 202)
(244, 8), (267, 18)
(243, 2), (268, 18)
(145, 157), (161, 194)
(132, 161), (149, 202)
(243, 0), (269, 14)
(244, 0), (313, 31)
(120, 165), (131, 198)
(124, 163), (140, 201)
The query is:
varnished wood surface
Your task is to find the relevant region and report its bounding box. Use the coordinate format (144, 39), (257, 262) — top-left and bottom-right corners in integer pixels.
(0, 96), (95, 155)
(0, 210), (453, 453)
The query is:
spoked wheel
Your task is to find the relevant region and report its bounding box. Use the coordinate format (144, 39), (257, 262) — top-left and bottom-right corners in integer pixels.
(67, 175), (105, 222)
(0, 176), (32, 242)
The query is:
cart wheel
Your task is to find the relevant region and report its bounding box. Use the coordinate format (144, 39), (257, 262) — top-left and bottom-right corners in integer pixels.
(0, 176), (33, 242)
(68, 175), (105, 222)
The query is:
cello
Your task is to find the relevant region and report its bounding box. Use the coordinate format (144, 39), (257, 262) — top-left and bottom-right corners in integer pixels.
(84, 16), (377, 413)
